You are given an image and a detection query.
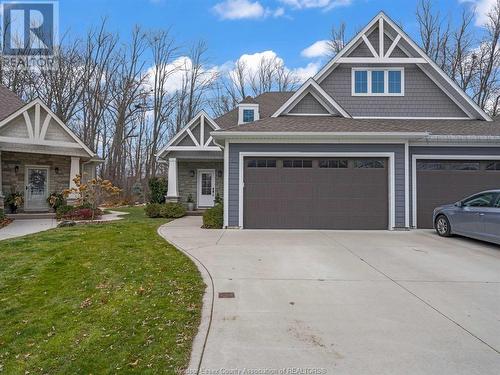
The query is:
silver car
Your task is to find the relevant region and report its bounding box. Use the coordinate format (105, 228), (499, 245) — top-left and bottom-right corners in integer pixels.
(433, 190), (500, 245)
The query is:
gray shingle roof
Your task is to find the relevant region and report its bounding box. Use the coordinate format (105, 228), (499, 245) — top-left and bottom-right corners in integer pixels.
(0, 85), (25, 121)
(216, 115), (500, 136)
(215, 91), (294, 129)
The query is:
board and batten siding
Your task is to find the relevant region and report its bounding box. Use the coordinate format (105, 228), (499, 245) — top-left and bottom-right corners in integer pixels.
(409, 146), (500, 227)
(228, 143), (406, 228)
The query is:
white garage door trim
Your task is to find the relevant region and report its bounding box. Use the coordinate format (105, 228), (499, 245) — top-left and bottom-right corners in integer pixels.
(411, 154), (500, 228)
(238, 152), (396, 230)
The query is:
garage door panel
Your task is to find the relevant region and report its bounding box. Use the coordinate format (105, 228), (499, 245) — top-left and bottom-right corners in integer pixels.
(416, 160), (500, 229)
(244, 157), (388, 230)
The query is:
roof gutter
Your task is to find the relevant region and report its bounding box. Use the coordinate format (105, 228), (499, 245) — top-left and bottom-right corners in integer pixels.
(211, 131), (430, 141)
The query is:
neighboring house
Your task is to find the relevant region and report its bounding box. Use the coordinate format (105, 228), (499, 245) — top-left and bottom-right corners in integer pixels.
(0, 86), (100, 212)
(157, 12), (500, 230)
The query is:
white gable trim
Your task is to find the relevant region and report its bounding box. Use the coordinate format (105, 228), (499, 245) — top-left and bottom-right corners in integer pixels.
(0, 99), (96, 157)
(361, 35), (378, 57)
(314, 12), (492, 121)
(272, 78), (351, 118)
(156, 110), (221, 157)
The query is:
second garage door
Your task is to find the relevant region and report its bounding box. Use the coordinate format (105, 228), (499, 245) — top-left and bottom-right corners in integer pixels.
(416, 160), (500, 229)
(243, 157), (389, 230)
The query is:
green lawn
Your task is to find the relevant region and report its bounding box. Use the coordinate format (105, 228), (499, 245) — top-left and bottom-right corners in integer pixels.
(0, 207), (205, 374)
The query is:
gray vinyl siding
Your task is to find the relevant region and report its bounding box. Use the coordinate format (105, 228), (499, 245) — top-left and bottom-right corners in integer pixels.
(228, 143), (406, 228)
(409, 146), (500, 226)
(320, 64), (468, 118)
(289, 93), (330, 114)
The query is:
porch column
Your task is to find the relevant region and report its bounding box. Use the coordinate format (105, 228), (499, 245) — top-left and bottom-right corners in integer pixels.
(166, 158), (179, 202)
(0, 151), (3, 209)
(68, 156), (80, 204)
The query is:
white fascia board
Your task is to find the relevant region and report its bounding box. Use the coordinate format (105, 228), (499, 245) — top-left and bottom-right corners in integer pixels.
(212, 131), (429, 140)
(0, 99), (96, 157)
(314, 12), (383, 82)
(271, 78), (350, 118)
(379, 14), (492, 122)
(156, 111), (221, 158)
(337, 57), (427, 64)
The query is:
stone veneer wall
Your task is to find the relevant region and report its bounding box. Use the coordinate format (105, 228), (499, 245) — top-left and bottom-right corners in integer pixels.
(178, 161), (224, 207)
(1, 152), (72, 210)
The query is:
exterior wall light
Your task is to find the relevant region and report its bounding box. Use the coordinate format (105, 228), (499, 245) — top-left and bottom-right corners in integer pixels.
(189, 170), (195, 177)
(218, 170), (223, 178)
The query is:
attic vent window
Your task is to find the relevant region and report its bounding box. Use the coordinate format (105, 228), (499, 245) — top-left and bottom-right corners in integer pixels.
(352, 68), (404, 96)
(243, 109), (254, 123)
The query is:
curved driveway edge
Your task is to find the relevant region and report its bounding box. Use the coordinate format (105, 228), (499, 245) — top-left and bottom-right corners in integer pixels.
(158, 216), (500, 375)
(158, 217), (224, 373)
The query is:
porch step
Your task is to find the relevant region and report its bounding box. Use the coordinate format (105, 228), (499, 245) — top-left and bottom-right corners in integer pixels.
(7, 213), (56, 220)
(186, 210), (206, 216)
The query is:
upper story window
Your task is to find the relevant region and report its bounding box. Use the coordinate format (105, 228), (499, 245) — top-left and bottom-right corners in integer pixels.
(352, 68), (404, 96)
(243, 109), (254, 123)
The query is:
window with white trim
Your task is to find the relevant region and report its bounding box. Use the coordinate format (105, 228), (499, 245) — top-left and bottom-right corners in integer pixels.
(352, 68), (404, 96)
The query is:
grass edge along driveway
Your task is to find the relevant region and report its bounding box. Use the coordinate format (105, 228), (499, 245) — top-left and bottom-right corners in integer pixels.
(0, 207), (205, 374)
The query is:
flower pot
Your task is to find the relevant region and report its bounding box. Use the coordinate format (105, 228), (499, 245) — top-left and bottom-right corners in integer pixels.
(187, 202), (195, 211)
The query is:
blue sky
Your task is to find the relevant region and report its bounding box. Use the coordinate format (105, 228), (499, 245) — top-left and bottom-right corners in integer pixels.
(60, 0), (491, 78)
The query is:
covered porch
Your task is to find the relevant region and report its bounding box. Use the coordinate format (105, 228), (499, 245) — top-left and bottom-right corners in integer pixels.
(158, 111), (224, 209)
(0, 99), (100, 213)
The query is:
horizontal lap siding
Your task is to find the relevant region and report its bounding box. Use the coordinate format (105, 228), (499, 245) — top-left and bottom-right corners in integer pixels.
(409, 146), (500, 227)
(228, 143), (406, 228)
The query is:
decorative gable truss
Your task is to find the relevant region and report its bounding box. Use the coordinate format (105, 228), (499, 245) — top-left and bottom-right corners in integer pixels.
(313, 12), (491, 121)
(158, 110), (221, 156)
(272, 78), (351, 117)
(0, 99), (95, 157)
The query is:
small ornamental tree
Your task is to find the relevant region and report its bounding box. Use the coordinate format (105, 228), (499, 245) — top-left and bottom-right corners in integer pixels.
(63, 174), (122, 220)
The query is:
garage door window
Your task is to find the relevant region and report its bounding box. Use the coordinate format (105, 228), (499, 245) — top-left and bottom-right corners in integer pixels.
(417, 161), (480, 170)
(283, 160), (313, 168)
(319, 160), (348, 168)
(247, 159), (276, 168)
(486, 162), (500, 170)
(354, 160), (385, 168)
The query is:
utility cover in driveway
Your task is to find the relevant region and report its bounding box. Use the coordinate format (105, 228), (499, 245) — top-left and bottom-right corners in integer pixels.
(416, 160), (500, 229)
(243, 157), (388, 230)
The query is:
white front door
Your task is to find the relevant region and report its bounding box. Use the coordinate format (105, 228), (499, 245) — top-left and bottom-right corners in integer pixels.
(25, 167), (49, 211)
(197, 169), (216, 208)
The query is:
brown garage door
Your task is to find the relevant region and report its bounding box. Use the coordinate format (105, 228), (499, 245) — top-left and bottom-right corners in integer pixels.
(243, 158), (388, 229)
(416, 160), (500, 229)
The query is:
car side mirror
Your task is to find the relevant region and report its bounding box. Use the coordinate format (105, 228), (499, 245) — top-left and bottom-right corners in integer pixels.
(455, 201), (463, 208)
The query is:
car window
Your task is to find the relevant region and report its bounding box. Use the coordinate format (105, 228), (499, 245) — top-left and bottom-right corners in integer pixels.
(463, 193), (497, 208)
(494, 195), (500, 208)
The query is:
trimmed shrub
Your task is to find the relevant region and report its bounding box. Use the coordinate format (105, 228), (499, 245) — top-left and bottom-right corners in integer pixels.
(62, 208), (102, 221)
(0, 209), (5, 220)
(47, 192), (66, 210)
(56, 205), (102, 220)
(148, 177), (167, 204)
(202, 204), (223, 229)
(56, 205), (75, 219)
(160, 203), (186, 218)
(145, 203), (162, 218)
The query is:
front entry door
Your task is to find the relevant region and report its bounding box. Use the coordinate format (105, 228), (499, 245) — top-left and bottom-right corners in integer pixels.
(25, 167), (49, 211)
(197, 170), (215, 208)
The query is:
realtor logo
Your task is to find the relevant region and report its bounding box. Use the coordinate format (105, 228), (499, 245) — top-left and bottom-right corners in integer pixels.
(1, 0), (58, 69)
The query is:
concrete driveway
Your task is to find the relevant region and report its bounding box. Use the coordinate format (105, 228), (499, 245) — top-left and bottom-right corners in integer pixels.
(159, 217), (500, 375)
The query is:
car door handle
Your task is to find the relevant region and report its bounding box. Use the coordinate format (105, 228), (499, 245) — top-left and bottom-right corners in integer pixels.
(479, 213), (485, 216)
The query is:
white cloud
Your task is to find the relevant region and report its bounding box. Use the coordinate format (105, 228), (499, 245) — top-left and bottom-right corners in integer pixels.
(279, 0), (352, 10)
(292, 61), (321, 81)
(459, 0), (496, 26)
(213, 0), (285, 20)
(220, 50), (320, 84)
(301, 40), (330, 58)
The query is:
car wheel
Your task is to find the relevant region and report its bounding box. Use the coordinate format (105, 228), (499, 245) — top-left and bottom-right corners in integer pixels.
(435, 215), (452, 237)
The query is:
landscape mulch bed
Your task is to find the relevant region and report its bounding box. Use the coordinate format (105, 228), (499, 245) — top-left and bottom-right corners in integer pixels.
(0, 218), (13, 229)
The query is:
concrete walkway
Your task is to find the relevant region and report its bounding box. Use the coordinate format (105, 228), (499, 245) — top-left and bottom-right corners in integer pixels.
(159, 216), (500, 375)
(0, 218), (57, 240)
(0, 210), (128, 241)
